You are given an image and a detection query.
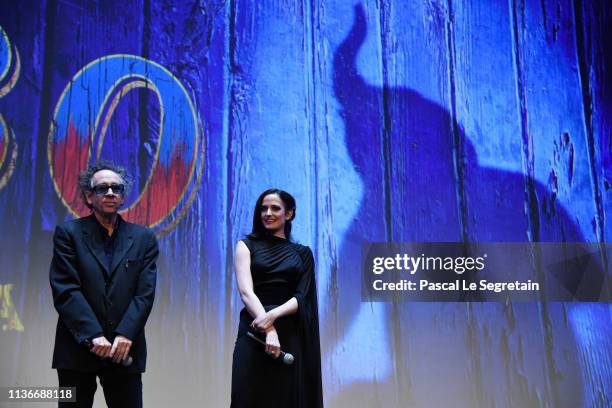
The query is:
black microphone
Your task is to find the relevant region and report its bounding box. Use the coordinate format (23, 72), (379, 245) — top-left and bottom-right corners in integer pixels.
(83, 339), (133, 366)
(246, 332), (294, 365)
(120, 356), (133, 367)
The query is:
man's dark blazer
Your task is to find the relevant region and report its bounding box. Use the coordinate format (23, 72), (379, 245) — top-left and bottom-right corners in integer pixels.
(49, 213), (158, 373)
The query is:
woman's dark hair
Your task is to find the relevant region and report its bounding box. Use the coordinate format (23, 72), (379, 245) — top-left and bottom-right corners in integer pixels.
(249, 188), (296, 240)
(78, 160), (131, 209)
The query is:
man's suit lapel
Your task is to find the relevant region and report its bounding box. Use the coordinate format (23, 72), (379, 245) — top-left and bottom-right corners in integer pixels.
(110, 226), (134, 279)
(82, 215), (110, 279)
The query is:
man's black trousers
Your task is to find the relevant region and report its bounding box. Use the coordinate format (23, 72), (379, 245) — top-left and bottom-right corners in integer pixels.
(57, 368), (142, 408)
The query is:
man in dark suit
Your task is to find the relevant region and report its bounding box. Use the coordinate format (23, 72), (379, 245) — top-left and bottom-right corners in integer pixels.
(49, 162), (158, 408)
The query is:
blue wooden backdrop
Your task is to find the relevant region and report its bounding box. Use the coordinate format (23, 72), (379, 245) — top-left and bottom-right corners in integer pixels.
(0, 0), (611, 407)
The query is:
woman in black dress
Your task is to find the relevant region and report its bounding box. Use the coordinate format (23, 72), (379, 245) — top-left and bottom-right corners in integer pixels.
(230, 189), (323, 408)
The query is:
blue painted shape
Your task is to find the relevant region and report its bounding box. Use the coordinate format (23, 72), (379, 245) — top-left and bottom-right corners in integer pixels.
(52, 55), (197, 167)
(0, 25), (11, 83)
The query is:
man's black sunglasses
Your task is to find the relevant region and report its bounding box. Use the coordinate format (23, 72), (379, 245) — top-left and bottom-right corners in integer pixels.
(91, 184), (125, 195)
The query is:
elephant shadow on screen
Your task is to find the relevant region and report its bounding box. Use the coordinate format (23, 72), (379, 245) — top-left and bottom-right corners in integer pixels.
(327, 4), (595, 407)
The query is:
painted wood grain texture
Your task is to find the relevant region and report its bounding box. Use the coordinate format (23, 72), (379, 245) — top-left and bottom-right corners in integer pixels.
(0, 0), (50, 388)
(0, 1), (610, 407)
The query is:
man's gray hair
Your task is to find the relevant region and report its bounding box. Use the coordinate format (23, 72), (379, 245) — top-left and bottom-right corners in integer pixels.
(78, 161), (131, 209)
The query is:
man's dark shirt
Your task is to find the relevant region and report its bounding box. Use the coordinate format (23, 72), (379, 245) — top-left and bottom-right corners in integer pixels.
(90, 216), (121, 342)
(95, 216), (121, 273)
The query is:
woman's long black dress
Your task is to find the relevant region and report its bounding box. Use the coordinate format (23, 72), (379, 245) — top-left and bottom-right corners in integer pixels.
(231, 236), (323, 408)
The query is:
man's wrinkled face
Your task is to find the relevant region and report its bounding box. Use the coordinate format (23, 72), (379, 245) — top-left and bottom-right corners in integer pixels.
(85, 170), (126, 217)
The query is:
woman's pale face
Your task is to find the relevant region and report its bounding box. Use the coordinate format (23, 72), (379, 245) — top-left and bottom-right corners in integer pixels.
(260, 194), (293, 237)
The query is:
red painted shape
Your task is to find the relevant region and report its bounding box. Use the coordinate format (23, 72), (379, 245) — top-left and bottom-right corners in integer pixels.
(51, 120), (91, 217)
(52, 122), (194, 227)
(123, 142), (192, 226)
